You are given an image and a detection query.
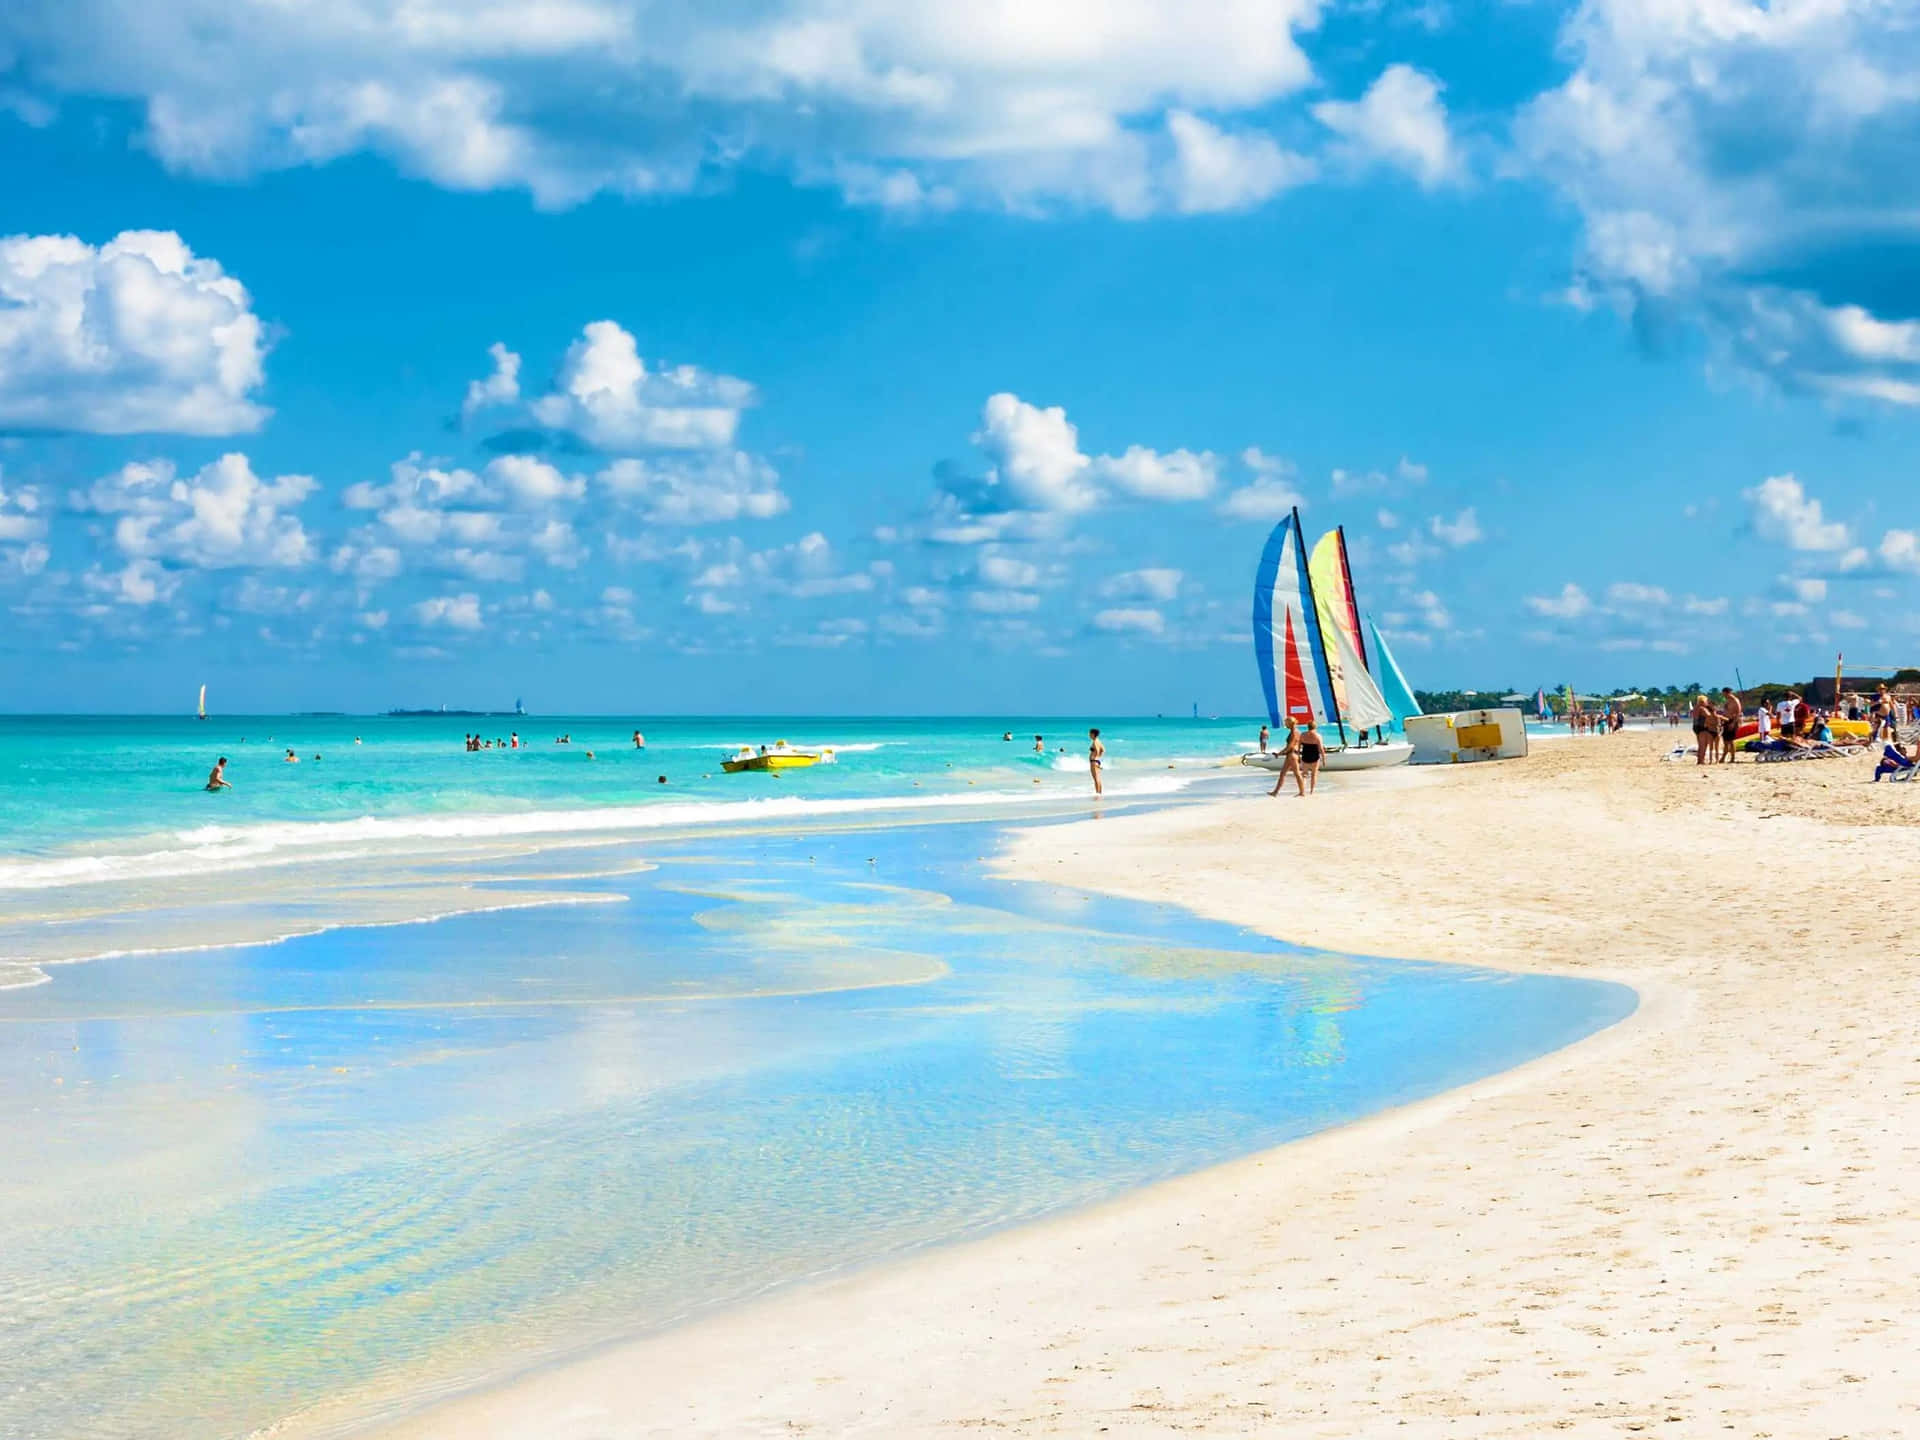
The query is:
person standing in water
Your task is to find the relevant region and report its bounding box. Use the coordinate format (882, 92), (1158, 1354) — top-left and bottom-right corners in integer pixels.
(1088, 727), (1105, 795)
(632, 730), (645, 748)
(1033, 734), (1045, 754)
(205, 757), (232, 791)
(1258, 723), (1270, 753)
(1267, 718), (1304, 797)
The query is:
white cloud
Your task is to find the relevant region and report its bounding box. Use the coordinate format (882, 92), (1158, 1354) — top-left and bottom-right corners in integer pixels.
(485, 453), (585, 507)
(1405, 588), (1450, 630)
(1090, 445), (1218, 501)
(1516, 0), (1920, 402)
(1428, 506), (1481, 547)
(968, 589), (1040, 614)
(11, 1), (1326, 215)
(1606, 581), (1668, 608)
(1881, 529), (1920, 575)
(76, 453), (316, 570)
(1165, 110), (1314, 214)
(1397, 456), (1428, 484)
(978, 552), (1042, 589)
(598, 452), (789, 524)
(1313, 65), (1458, 189)
(973, 392), (1097, 513)
(1376, 508), (1399, 529)
(528, 320), (753, 451)
(1681, 594), (1727, 616)
(414, 593), (483, 630)
(1746, 474), (1849, 553)
(1781, 576), (1827, 605)
(0, 476), (49, 576)
(1093, 606), (1165, 635)
(1525, 582), (1592, 619)
(462, 342), (521, 420)
(1219, 478), (1304, 521)
(0, 229), (268, 434)
(1101, 567), (1182, 602)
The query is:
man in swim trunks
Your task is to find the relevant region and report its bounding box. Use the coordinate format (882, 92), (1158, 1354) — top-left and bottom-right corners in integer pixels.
(206, 757), (232, 791)
(1718, 687), (1743, 763)
(1088, 727), (1105, 795)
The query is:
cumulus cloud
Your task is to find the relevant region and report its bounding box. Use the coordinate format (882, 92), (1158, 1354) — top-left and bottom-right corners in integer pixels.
(0, 475), (50, 576)
(414, 593), (483, 630)
(1165, 110), (1314, 214)
(1746, 474), (1849, 553)
(1428, 506), (1481, 547)
(1218, 448), (1303, 520)
(0, 229), (268, 434)
(525, 321), (752, 451)
(486, 453), (584, 507)
(1, 0), (1327, 215)
(1091, 445), (1219, 501)
(1313, 65), (1458, 189)
(1525, 582), (1592, 619)
(462, 342), (521, 420)
(936, 393), (1222, 538)
(75, 453), (315, 570)
(972, 393), (1098, 513)
(1101, 567), (1183, 602)
(1093, 606), (1165, 635)
(1516, 0), (1920, 403)
(598, 452), (789, 524)
(1881, 529), (1920, 575)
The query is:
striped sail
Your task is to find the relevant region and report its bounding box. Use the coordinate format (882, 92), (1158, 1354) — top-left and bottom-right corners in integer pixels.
(1366, 617), (1423, 727)
(1309, 529), (1393, 732)
(1253, 511), (1336, 727)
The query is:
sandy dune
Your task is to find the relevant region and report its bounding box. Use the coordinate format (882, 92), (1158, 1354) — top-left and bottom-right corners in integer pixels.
(356, 732), (1920, 1439)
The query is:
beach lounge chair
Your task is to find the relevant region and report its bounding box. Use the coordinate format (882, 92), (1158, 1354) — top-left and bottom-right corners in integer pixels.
(1753, 739), (1847, 763)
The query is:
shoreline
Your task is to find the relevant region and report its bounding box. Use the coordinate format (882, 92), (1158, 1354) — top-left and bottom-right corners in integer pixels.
(329, 731), (1919, 1438)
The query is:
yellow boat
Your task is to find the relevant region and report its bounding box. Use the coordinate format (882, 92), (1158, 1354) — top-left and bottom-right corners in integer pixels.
(721, 741), (835, 773)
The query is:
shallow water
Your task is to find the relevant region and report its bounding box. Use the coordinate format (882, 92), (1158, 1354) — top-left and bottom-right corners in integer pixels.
(0, 817), (1634, 1440)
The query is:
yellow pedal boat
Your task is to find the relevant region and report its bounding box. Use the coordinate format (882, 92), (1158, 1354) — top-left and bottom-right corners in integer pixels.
(721, 741), (835, 773)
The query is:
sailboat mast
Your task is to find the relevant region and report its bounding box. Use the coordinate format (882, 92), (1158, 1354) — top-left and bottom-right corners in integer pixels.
(1293, 507), (1347, 745)
(1336, 526), (1368, 674)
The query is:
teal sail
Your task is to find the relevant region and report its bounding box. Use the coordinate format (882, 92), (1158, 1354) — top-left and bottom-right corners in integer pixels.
(1366, 617), (1422, 726)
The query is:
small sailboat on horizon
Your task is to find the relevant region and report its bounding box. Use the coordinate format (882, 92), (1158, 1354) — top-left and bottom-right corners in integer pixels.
(197, 683), (207, 721)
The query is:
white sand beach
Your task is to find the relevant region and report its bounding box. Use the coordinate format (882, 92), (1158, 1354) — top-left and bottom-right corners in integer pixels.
(349, 732), (1920, 1439)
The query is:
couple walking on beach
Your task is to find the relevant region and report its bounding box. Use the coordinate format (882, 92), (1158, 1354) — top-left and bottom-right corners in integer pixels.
(1266, 716), (1323, 797)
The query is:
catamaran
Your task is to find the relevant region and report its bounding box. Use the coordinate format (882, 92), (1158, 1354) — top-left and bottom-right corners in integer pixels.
(1242, 509), (1416, 773)
(197, 683), (207, 721)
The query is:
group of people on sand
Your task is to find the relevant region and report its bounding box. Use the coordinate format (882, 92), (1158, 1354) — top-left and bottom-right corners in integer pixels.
(1688, 687), (1747, 765)
(1257, 717), (1325, 797)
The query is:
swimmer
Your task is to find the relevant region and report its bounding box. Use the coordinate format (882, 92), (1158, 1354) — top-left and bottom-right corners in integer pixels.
(510, 732), (519, 749)
(585, 749), (595, 759)
(657, 774), (667, 784)
(284, 748), (298, 763)
(206, 757), (232, 791)
(632, 730), (645, 748)
(1033, 734), (1044, 753)
(354, 737), (362, 744)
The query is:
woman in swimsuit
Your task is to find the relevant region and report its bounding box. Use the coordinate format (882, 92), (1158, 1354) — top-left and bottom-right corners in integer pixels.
(1267, 718), (1304, 798)
(1298, 720), (1325, 794)
(1087, 727), (1105, 795)
(1690, 694), (1718, 766)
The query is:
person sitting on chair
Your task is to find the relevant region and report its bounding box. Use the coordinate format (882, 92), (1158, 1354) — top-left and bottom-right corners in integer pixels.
(1873, 742), (1916, 782)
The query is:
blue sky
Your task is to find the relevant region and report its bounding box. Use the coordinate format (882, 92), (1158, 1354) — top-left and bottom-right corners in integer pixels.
(3, 0), (1919, 714)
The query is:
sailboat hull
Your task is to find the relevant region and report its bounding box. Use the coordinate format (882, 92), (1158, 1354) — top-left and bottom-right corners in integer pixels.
(1240, 742), (1412, 772)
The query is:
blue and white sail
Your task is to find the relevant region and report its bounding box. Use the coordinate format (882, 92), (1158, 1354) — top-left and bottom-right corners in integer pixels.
(1365, 617), (1423, 727)
(1253, 510), (1337, 728)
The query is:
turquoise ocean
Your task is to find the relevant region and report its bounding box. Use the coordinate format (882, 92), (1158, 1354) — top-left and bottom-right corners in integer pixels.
(0, 715), (1631, 1439)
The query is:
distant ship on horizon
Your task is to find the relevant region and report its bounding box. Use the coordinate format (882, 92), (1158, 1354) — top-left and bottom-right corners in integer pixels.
(386, 698), (529, 718)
